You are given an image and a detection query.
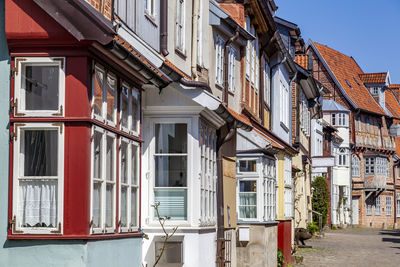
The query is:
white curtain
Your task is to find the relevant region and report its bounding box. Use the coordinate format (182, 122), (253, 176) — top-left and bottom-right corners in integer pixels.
(18, 180), (57, 228)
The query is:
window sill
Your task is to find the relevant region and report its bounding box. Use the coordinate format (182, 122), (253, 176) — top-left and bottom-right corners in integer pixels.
(144, 12), (158, 27)
(175, 48), (187, 59)
(237, 220), (278, 226)
(8, 232), (142, 240)
(280, 122), (289, 133)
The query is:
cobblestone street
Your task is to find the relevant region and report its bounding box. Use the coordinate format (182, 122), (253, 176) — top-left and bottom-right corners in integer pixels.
(294, 228), (400, 267)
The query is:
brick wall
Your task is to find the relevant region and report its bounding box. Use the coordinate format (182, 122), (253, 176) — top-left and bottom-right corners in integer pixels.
(84, 0), (112, 20)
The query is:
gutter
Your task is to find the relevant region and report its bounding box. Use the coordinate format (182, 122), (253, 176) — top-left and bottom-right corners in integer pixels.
(223, 28), (240, 104)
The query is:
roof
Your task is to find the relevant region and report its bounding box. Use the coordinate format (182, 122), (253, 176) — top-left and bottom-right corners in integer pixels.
(295, 54), (308, 70)
(322, 99), (349, 112)
(389, 84), (400, 89)
(253, 127), (284, 149)
(359, 72), (387, 84)
(385, 90), (400, 119)
(312, 42), (386, 115)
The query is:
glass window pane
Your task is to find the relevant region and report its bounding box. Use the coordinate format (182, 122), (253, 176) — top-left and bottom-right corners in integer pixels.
(18, 180), (57, 228)
(239, 206), (257, 219)
(131, 187), (137, 227)
(106, 136), (114, 181)
(105, 183), (114, 227)
(131, 145), (138, 185)
(92, 182), (102, 228)
(155, 124), (187, 154)
(106, 75), (116, 123)
(155, 156), (187, 187)
(154, 189), (187, 220)
(121, 86), (129, 129)
(23, 130), (58, 177)
(130, 89), (140, 133)
(93, 132), (102, 179)
(93, 68), (103, 117)
(23, 65), (59, 110)
(121, 141), (128, 184)
(120, 186), (128, 227)
(239, 160), (257, 172)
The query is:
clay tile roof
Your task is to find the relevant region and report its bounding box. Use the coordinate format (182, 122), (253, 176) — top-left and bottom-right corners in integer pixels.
(385, 90), (400, 118)
(395, 132), (400, 157)
(313, 42), (386, 115)
(221, 103), (252, 129)
(163, 58), (191, 80)
(253, 127), (284, 149)
(295, 54), (308, 70)
(389, 84), (400, 89)
(358, 72), (387, 84)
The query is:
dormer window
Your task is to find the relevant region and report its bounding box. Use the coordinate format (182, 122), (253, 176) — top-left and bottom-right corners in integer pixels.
(371, 87), (379, 95)
(331, 113), (348, 127)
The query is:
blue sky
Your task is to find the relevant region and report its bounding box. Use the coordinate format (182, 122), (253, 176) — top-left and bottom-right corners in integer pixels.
(275, 0), (400, 84)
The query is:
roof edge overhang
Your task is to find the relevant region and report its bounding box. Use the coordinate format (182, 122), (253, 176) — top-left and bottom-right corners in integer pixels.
(33, 0), (115, 45)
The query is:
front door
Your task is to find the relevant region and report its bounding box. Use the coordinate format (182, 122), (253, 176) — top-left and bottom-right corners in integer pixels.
(352, 198), (359, 225)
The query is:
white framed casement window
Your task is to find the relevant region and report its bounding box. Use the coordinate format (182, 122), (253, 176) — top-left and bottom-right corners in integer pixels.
(199, 121), (217, 225)
(152, 120), (189, 222)
(386, 196), (392, 216)
(263, 60), (271, 106)
(245, 16), (251, 79)
(227, 46), (236, 93)
(13, 57), (65, 117)
(280, 79), (289, 127)
(145, 0), (155, 17)
(215, 35), (224, 86)
(365, 157), (375, 174)
(396, 193), (400, 217)
(196, 0), (203, 66)
(175, 0), (185, 52)
(119, 137), (139, 232)
(90, 127), (117, 234)
(337, 148), (348, 166)
(254, 36), (259, 92)
(120, 83), (140, 136)
(92, 64), (117, 127)
(352, 155), (360, 177)
(12, 123), (64, 234)
(238, 179), (258, 220)
(250, 26), (256, 85)
(264, 158), (276, 221)
(366, 198), (372, 216)
(238, 159), (258, 174)
(375, 196), (381, 215)
(284, 156), (293, 218)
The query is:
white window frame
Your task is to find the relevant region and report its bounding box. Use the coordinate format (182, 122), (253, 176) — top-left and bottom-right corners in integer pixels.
(215, 35), (224, 86)
(145, 0), (156, 17)
(254, 35), (259, 92)
(14, 57), (65, 117)
(375, 196), (381, 215)
(264, 158), (276, 222)
(90, 126), (117, 234)
(396, 193), (400, 217)
(280, 79), (289, 127)
(337, 147), (348, 166)
(352, 155), (360, 177)
(175, 0), (185, 53)
(196, 0), (203, 66)
(92, 64), (117, 127)
(237, 158), (258, 175)
(237, 178), (259, 221)
(150, 118), (191, 225)
(284, 156), (293, 218)
(119, 137), (140, 233)
(119, 83), (140, 136)
(245, 16), (251, 79)
(228, 46), (236, 93)
(366, 197), (372, 216)
(386, 196), (392, 216)
(365, 157), (375, 174)
(263, 60), (271, 106)
(250, 26), (256, 85)
(12, 122), (64, 234)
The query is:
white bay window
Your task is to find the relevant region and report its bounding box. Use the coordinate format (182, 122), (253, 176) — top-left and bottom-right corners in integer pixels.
(120, 84), (140, 136)
(12, 123), (64, 234)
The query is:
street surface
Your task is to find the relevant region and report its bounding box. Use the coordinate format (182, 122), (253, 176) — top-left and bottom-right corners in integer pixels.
(294, 228), (400, 267)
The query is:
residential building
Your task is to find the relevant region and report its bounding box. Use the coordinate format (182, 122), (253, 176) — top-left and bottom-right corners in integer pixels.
(307, 40), (397, 228)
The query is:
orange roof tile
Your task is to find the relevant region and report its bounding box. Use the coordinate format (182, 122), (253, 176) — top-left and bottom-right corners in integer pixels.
(221, 103), (252, 129)
(313, 42), (386, 115)
(389, 84), (400, 89)
(163, 58), (191, 80)
(385, 90), (400, 118)
(295, 54), (308, 70)
(359, 72), (387, 84)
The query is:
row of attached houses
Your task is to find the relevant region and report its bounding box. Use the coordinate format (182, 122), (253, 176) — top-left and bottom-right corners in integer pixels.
(1, 0), (399, 267)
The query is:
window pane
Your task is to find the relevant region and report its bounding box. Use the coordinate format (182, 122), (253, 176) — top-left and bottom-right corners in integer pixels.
(131, 187), (138, 227)
(121, 87), (129, 129)
(131, 89), (140, 133)
(106, 75), (116, 123)
(131, 145), (138, 185)
(154, 189), (187, 220)
(120, 186), (128, 227)
(155, 156), (187, 187)
(23, 130), (58, 177)
(93, 132), (102, 179)
(18, 180), (57, 228)
(121, 141), (128, 184)
(92, 182), (101, 228)
(240, 180), (257, 193)
(106, 136), (114, 181)
(93, 68), (103, 117)
(155, 124), (187, 153)
(105, 183), (114, 227)
(239, 206), (257, 219)
(239, 160), (257, 172)
(24, 65), (59, 110)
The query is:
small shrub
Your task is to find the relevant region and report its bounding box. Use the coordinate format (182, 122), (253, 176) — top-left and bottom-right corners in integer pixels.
(307, 222), (319, 235)
(311, 176), (329, 227)
(331, 225), (337, 230)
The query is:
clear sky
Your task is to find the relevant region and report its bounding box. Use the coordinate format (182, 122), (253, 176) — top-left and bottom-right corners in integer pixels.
(275, 0), (400, 84)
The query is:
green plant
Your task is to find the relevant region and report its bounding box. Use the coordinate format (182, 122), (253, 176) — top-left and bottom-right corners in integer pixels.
(331, 225), (337, 230)
(311, 176), (329, 227)
(307, 222), (319, 235)
(277, 248), (292, 267)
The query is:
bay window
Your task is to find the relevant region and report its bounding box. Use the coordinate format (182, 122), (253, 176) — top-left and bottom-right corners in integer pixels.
(331, 113), (347, 126)
(120, 84), (140, 135)
(13, 57), (65, 117)
(238, 180), (257, 220)
(337, 148), (348, 166)
(119, 138), (139, 232)
(91, 127), (117, 233)
(12, 123), (64, 234)
(264, 159), (276, 221)
(153, 123), (188, 221)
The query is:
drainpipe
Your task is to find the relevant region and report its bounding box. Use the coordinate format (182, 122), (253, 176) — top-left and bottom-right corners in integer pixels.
(216, 121), (237, 266)
(160, 0), (169, 56)
(223, 28), (240, 104)
(191, 0), (199, 78)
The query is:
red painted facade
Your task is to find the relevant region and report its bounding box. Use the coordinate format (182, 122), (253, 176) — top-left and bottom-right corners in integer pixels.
(6, 0), (142, 239)
(277, 220), (292, 265)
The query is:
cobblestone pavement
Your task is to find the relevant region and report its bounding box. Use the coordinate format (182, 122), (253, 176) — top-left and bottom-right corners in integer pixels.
(293, 228), (400, 267)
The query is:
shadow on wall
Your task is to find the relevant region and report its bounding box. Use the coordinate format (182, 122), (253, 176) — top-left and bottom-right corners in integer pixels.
(380, 230), (400, 245)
